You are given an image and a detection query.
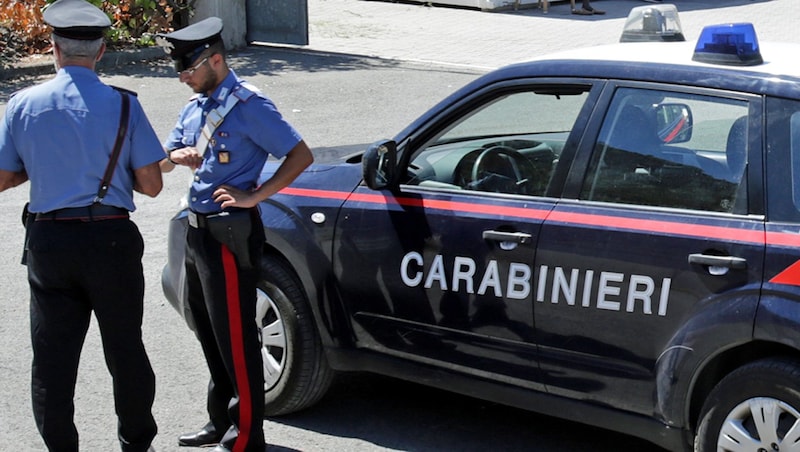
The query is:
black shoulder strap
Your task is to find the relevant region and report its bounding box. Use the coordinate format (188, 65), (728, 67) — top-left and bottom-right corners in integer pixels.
(95, 90), (130, 203)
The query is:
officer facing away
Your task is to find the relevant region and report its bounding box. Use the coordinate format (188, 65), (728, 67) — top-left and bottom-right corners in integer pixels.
(157, 17), (314, 452)
(0, 0), (164, 451)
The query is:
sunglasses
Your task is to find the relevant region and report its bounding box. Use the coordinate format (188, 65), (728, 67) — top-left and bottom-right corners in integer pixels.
(179, 56), (209, 75)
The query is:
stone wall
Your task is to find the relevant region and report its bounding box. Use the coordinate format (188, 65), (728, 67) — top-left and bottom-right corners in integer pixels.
(192, 0), (247, 50)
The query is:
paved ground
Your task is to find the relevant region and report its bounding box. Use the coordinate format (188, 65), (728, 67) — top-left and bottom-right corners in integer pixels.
(2, 0), (795, 79)
(0, 1), (794, 451)
(303, 0), (795, 69)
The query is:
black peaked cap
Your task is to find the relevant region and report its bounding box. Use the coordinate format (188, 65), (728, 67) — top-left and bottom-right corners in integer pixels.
(156, 17), (224, 71)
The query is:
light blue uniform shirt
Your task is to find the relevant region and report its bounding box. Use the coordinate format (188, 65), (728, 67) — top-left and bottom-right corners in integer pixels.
(163, 70), (302, 214)
(0, 66), (165, 213)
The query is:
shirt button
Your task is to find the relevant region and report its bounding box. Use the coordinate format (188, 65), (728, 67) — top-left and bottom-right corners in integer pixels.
(194, 176), (200, 181)
(191, 197), (197, 202)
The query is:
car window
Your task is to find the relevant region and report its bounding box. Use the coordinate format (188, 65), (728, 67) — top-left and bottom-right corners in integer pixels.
(404, 87), (591, 196)
(766, 97), (800, 222)
(791, 112), (800, 212)
(580, 87), (749, 213)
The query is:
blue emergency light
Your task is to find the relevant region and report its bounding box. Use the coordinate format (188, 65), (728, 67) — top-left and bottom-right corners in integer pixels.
(692, 23), (763, 66)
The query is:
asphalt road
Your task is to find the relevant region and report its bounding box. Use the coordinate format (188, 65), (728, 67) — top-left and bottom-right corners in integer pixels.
(0, 48), (664, 451)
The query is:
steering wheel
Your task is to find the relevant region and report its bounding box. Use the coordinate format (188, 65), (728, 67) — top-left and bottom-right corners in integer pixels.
(469, 145), (534, 194)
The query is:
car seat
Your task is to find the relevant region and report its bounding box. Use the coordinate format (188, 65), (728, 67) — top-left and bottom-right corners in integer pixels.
(726, 116), (748, 183)
(609, 105), (663, 157)
(722, 115), (749, 213)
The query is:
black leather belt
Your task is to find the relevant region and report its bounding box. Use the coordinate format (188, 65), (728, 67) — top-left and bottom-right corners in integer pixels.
(187, 209), (251, 229)
(188, 210), (222, 229)
(35, 205), (129, 222)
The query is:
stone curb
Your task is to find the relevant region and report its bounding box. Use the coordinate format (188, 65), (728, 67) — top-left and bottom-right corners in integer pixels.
(0, 47), (168, 81)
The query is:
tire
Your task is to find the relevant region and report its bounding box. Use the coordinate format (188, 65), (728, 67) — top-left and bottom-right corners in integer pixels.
(695, 358), (800, 452)
(257, 254), (335, 416)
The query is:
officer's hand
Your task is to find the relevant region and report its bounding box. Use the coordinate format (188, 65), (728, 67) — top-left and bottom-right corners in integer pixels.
(213, 185), (259, 209)
(169, 147), (203, 169)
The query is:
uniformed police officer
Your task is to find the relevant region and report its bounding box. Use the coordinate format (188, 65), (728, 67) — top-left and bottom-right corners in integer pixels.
(0, 0), (164, 451)
(157, 17), (313, 452)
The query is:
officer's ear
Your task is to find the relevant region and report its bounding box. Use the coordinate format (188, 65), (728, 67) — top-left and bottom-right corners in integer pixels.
(95, 42), (106, 62)
(208, 52), (225, 71)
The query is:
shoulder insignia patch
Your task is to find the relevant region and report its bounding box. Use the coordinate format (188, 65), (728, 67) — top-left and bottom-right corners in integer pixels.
(233, 82), (261, 102)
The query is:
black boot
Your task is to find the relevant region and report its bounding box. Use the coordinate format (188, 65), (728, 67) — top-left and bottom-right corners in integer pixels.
(178, 423), (224, 447)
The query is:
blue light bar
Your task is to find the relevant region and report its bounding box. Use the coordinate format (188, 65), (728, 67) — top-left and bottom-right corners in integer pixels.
(692, 23), (763, 66)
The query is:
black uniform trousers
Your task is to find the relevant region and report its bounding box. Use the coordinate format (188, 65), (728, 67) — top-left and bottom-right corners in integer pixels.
(185, 208), (265, 452)
(26, 218), (157, 452)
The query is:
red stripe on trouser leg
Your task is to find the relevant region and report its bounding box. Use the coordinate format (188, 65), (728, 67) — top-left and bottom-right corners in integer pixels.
(221, 245), (253, 452)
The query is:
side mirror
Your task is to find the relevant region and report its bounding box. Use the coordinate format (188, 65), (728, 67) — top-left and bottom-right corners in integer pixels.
(656, 103), (693, 143)
(362, 139), (397, 190)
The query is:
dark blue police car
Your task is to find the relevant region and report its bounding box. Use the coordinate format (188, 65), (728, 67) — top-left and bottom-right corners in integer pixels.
(163, 8), (800, 452)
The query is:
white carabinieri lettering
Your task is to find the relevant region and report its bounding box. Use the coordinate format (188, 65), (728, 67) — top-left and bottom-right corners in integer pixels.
(535, 265), (671, 316)
(400, 252), (530, 300)
(399, 252), (671, 315)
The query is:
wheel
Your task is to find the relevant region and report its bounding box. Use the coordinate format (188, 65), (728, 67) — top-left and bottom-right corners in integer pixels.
(695, 358), (800, 452)
(257, 254), (335, 416)
(469, 145), (535, 194)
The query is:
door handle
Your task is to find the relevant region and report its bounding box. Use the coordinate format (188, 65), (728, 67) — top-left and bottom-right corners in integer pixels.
(688, 253), (747, 270)
(482, 230), (533, 245)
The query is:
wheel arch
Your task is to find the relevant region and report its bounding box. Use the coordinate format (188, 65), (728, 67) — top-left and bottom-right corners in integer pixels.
(685, 292), (800, 433)
(258, 184), (360, 366)
(260, 234), (354, 354)
(686, 342), (800, 434)
(256, 248), (337, 415)
(692, 355), (800, 452)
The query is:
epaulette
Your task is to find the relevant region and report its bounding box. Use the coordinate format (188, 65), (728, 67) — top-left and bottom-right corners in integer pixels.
(8, 86), (29, 100)
(110, 85), (138, 97)
(233, 81), (260, 102)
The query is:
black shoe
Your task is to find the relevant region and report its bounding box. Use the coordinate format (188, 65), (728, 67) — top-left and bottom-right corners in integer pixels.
(177, 427), (223, 447)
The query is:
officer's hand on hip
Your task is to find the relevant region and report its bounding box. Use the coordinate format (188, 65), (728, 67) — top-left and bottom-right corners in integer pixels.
(213, 185), (259, 209)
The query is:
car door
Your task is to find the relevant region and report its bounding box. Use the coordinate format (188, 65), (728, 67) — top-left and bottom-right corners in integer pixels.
(533, 84), (766, 416)
(759, 96), (800, 344)
(333, 80), (597, 386)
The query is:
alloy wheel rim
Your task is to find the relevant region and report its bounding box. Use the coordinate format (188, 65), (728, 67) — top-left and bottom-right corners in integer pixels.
(718, 397), (800, 452)
(256, 286), (288, 390)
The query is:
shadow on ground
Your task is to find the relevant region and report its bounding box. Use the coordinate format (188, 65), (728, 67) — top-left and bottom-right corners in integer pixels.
(268, 372), (668, 452)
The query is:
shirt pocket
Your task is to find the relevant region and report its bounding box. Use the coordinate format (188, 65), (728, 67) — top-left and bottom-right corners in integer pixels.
(182, 129), (198, 147)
